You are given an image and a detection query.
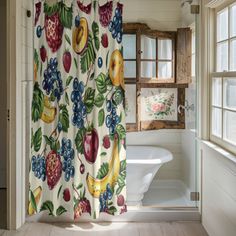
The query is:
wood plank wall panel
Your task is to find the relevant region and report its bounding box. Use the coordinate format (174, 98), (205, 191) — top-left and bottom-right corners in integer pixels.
(201, 143), (236, 236)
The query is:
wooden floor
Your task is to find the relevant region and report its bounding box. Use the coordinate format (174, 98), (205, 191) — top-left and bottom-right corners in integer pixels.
(0, 222), (208, 236)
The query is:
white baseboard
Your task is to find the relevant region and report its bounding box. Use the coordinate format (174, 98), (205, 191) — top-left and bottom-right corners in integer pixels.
(0, 169), (6, 188)
(27, 207), (200, 223)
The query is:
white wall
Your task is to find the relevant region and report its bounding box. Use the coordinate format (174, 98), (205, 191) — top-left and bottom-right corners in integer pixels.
(0, 0), (7, 188)
(201, 142), (236, 236)
(124, 0), (182, 31)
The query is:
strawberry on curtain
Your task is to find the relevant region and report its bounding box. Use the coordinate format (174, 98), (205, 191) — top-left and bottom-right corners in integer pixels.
(30, 0), (126, 220)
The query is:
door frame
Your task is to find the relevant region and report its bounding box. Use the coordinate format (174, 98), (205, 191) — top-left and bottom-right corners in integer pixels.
(6, 0), (25, 230)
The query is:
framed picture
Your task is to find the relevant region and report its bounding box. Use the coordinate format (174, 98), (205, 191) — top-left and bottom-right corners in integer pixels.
(140, 88), (178, 121)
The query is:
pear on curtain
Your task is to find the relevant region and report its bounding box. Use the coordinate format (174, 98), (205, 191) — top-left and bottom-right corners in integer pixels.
(29, 0), (126, 220)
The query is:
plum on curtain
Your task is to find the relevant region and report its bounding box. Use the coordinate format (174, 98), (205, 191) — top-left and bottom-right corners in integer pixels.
(29, 0), (126, 220)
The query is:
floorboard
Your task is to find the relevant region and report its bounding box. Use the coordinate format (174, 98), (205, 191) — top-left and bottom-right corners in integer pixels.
(1, 222), (208, 236)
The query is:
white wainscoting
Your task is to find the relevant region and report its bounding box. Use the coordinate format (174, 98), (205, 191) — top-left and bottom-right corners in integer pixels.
(201, 141), (236, 236)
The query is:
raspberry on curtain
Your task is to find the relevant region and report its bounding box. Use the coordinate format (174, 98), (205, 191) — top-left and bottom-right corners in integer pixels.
(30, 0), (126, 220)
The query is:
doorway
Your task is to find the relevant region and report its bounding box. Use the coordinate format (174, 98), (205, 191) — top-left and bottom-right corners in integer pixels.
(0, 0), (7, 230)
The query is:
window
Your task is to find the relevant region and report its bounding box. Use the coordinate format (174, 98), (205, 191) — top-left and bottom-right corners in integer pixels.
(123, 23), (191, 132)
(210, 2), (236, 153)
(140, 34), (175, 83)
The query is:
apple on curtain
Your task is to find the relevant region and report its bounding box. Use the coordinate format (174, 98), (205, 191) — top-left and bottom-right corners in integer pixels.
(29, 0), (126, 220)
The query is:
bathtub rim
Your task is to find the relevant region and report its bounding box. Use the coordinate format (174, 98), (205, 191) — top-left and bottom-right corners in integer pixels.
(126, 145), (173, 164)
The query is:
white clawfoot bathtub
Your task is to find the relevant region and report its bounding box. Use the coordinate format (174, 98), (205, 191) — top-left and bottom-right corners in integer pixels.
(126, 146), (173, 206)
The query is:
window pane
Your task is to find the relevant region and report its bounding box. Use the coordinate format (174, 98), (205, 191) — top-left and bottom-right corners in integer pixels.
(158, 62), (172, 78)
(230, 39), (236, 71)
(124, 61), (136, 78)
(212, 78), (222, 106)
(158, 39), (172, 60)
(217, 8), (228, 42)
(123, 34), (136, 59)
(217, 41), (228, 72)
(141, 35), (156, 60)
(230, 4), (236, 37)
(212, 107), (222, 137)
(224, 110), (236, 144)
(223, 78), (236, 109)
(141, 61), (156, 78)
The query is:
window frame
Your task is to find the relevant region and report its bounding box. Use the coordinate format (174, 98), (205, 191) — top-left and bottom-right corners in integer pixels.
(123, 23), (187, 132)
(139, 30), (176, 83)
(210, 1), (236, 155)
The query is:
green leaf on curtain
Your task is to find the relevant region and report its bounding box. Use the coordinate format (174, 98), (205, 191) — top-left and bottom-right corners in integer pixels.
(106, 51), (109, 68)
(96, 162), (109, 179)
(115, 186), (123, 195)
(66, 75), (73, 86)
(74, 58), (78, 69)
(105, 74), (113, 87)
(112, 88), (124, 106)
(43, 135), (56, 151)
(59, 2), (73, 29)
(120, 160), (126, 172)
(75, 128), (86, 154)
(59, 104), (69, 132)
(107, 206), (117, 215)
(98, 109), (105, 126)
(32, 82), (44, 122)
(30, 190), (37, 213)
(84, 87), (95, 113)
(40, 201), (54, 216)
(44, 2), (60, 16)
(120, 160), (127, 179)
(117, 176), (125, 186)
(65, 92), (70, 105)
(56, 206), (67, 216)
(34, 49), (39, 71)
(89, 72), (95, 81)
(33, 127), (42, 152)
(76, 183), (83, 190)
(64, 34), (71, 45)
(115, 124), (126, 140)
(92, 21), (100, 51)
(95, 73), (107, 94)
(57, 185), (63, 199)
(94, 93), (105, 107)
(100, 152), (107, 157)
(80, 33), (96, 74)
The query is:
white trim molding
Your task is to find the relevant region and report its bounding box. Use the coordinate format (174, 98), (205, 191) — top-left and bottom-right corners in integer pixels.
(7, 0), (25, 230)
(206, 0), (226, 8)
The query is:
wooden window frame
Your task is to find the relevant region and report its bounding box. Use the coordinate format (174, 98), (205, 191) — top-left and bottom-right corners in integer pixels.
(123, 23), (187, 132)
(209, 1), (236, 155)
(139, 30), (176, 84)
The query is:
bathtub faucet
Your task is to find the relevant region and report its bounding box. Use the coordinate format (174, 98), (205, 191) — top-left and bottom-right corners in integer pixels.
(177, 100), (194, 114)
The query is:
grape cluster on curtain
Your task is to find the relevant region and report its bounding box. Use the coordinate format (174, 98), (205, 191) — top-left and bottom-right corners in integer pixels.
(29, 0), (126, 220)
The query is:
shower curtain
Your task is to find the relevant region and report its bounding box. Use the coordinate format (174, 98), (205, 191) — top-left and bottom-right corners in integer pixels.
(30, 0), (126, 220)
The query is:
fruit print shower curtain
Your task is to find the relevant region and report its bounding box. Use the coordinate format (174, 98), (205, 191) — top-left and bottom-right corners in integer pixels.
(30, 0), (126, 219)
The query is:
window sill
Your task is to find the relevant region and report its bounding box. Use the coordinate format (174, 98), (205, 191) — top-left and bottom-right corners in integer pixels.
(200, 140), (236, 165)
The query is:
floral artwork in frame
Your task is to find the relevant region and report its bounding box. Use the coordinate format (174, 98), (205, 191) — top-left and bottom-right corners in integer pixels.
(141, 88), (178, 121)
